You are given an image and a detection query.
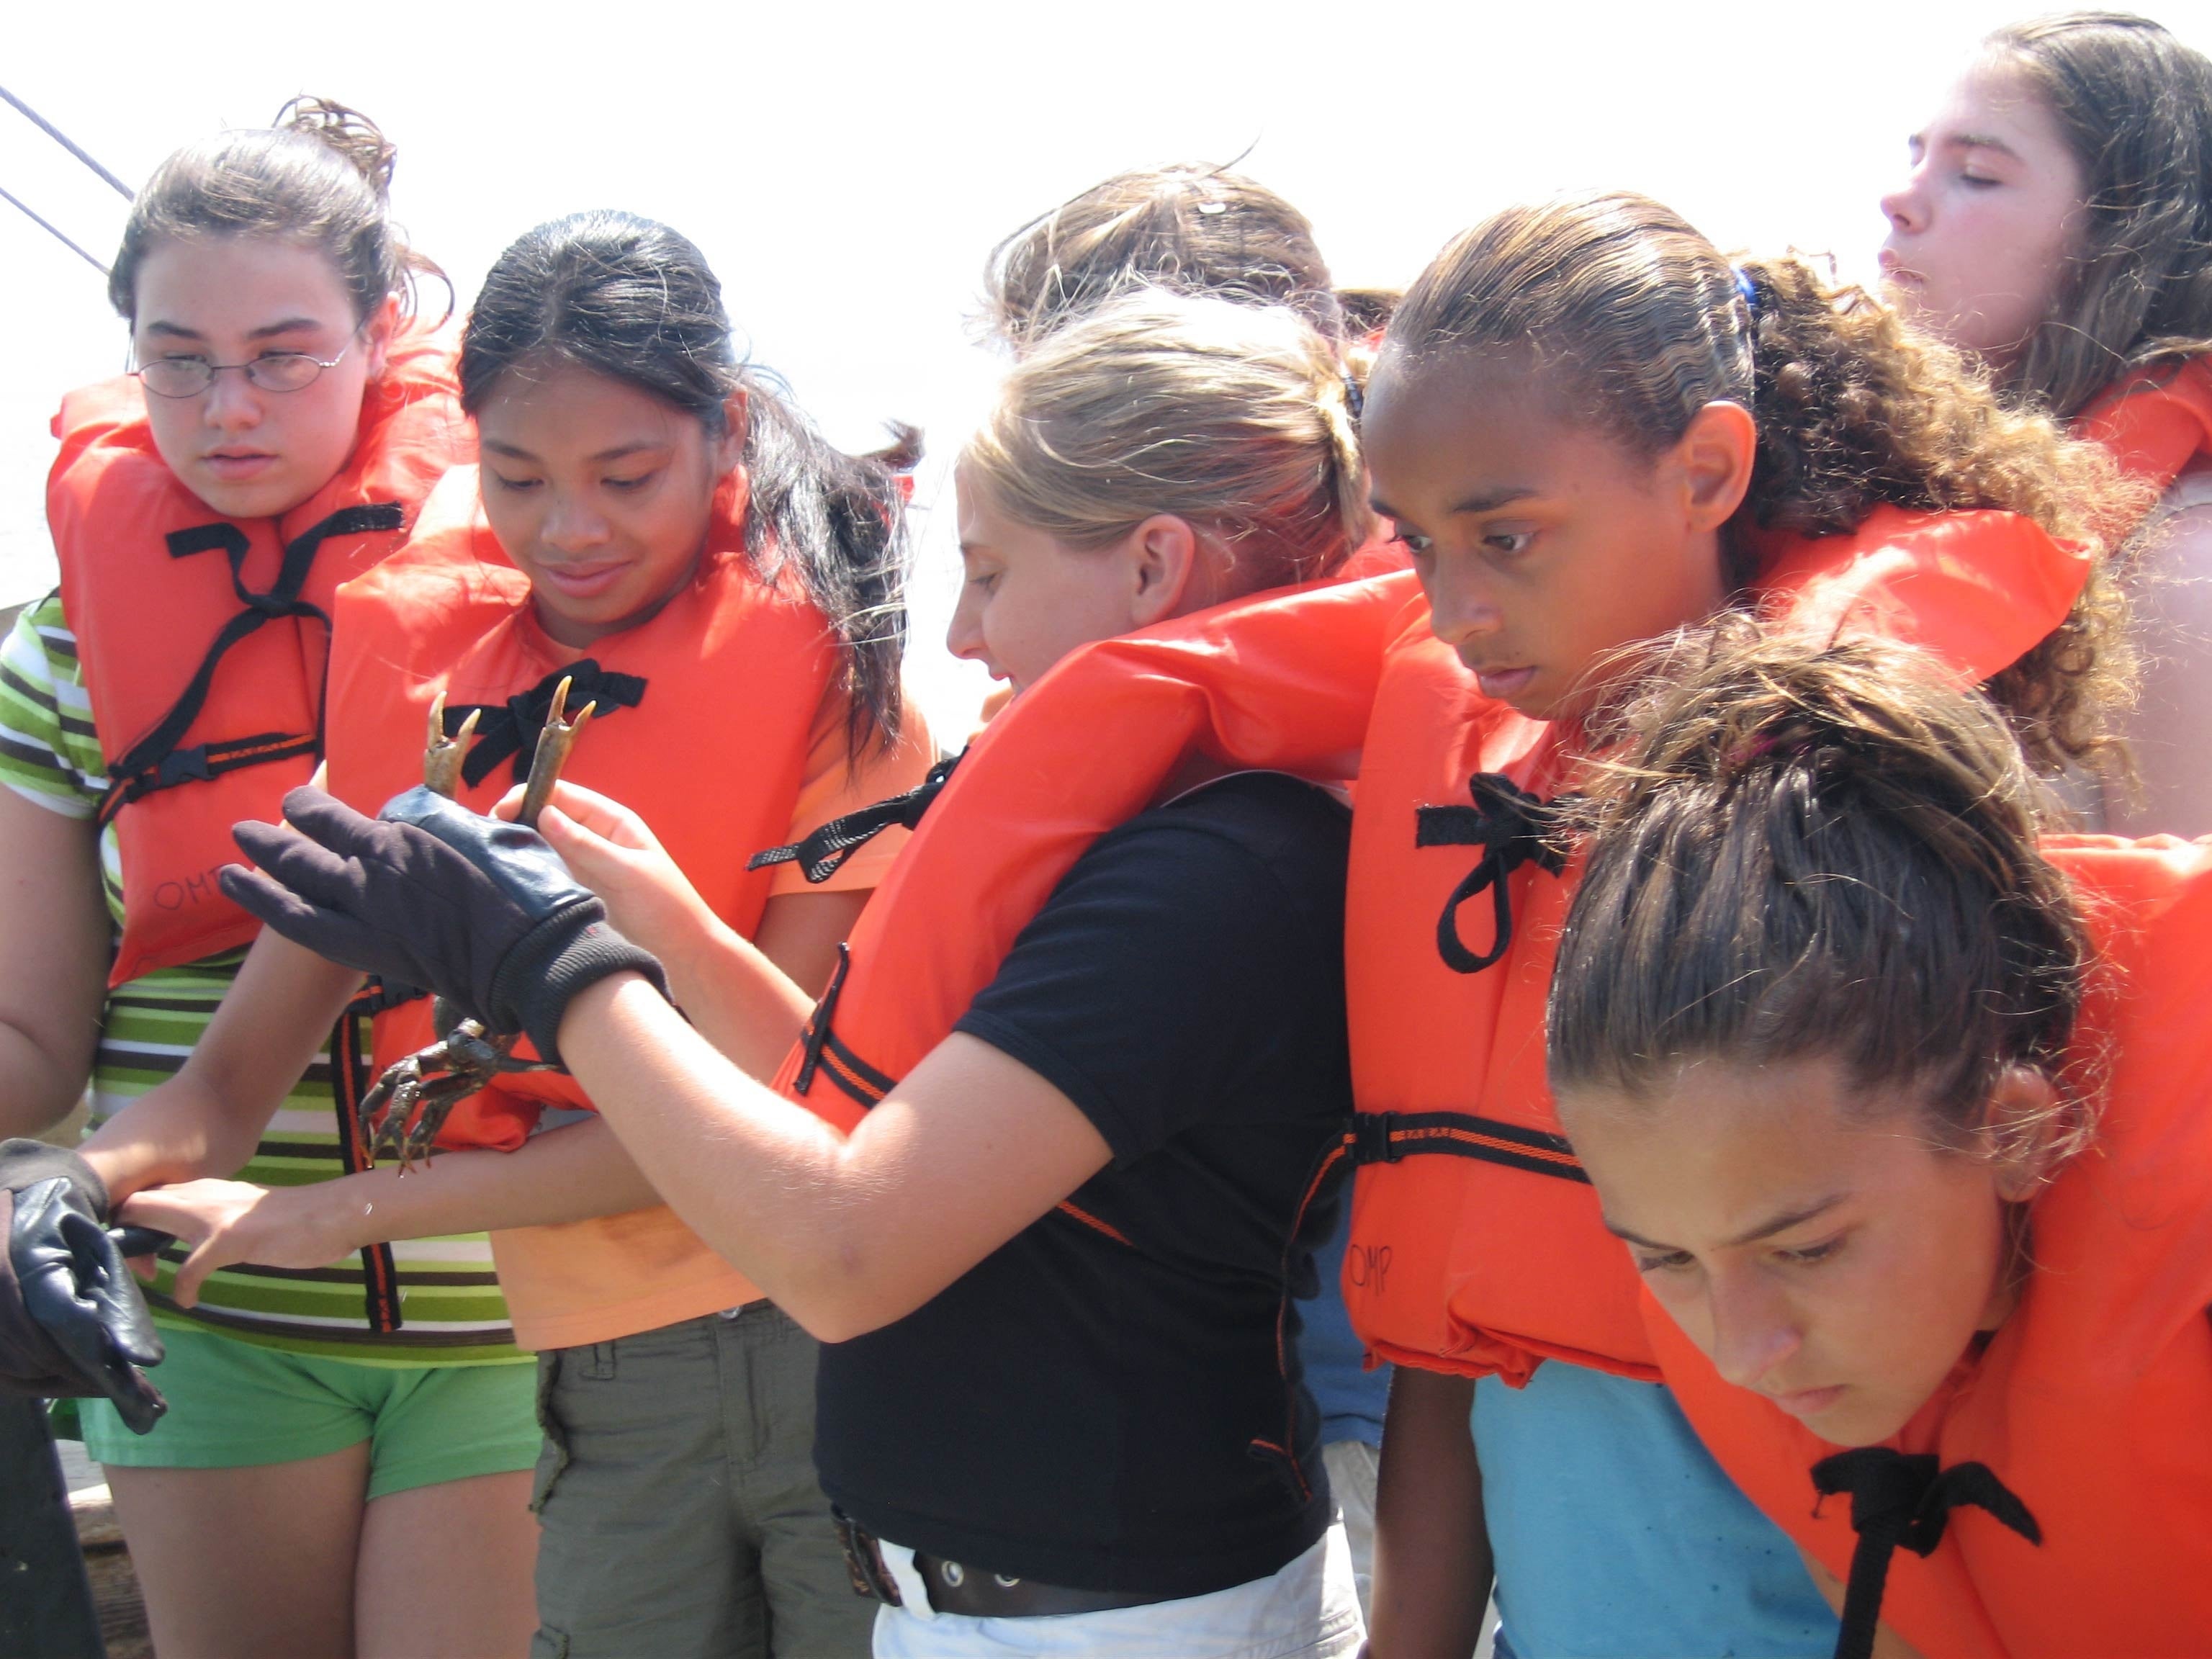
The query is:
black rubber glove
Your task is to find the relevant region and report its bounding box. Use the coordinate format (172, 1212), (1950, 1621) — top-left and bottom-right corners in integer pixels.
(223, 786), (669, 1065)
(0, 1140), (166, 1434)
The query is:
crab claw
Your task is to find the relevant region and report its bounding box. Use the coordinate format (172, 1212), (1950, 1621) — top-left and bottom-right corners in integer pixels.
(423, 693), (482, 799)
(516, 674), (597, 829)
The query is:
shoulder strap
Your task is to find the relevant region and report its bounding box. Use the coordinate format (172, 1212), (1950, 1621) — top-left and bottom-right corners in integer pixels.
(96, 503), (403, 824)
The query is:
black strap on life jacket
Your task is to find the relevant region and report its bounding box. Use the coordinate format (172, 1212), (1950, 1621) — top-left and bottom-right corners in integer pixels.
(1810, 1447), (2041, 1659)
(328, 979), (418, 1333)
(788, 941), (1146, 1257)
(446, 660), (647, 789)
(791, 943), (896, 1107)
(1350, 1109), (1591, 1183)
(1414, 773), (1573, 974)
(749, 751), (963, 884)
(1339, 780), (1587, 1183)
(96, 504), (405, 827)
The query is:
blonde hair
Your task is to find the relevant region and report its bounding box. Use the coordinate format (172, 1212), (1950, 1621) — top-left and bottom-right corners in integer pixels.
(963, 289), (1370, 591)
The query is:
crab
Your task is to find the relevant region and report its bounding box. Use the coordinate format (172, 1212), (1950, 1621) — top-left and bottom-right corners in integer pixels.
(356, 677), (596, 1170)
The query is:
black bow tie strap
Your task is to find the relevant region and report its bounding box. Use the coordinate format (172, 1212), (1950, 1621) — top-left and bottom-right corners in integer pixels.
(1414, 773), (1573, 974)
(1810, 1447), (2041, 1659)
(96, 504), (405, 825)
(447, 660), (647, 790)
(750, 752), (963, 885)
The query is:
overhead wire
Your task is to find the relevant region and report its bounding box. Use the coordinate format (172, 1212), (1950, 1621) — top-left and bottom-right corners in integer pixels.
(0, 81), (130, 276)
(0, 183), (108, 274)
(0, 83), (132, 199)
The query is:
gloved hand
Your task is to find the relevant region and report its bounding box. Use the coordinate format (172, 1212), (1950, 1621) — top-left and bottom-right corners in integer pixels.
(224, 786), (670, 1065)
(0, 1140), (166, 1434)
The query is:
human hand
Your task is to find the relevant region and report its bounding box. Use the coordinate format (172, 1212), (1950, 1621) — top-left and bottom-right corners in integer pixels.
(119, 1179), (361, 1310)
(495, 781), (721, 971)
(0, 1139), (166, 1432)
(224, 786), (669, 1064)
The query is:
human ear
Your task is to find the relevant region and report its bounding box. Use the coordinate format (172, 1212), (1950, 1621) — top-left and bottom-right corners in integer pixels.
(361, 295), (400, 380)
(1981, 1064), (2064, 1201)
(1671, 401), (1758, 533)
(1125, 513), (1200, 628)
(714, 390), (750, 477)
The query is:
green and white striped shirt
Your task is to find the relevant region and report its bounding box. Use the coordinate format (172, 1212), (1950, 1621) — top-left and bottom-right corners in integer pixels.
(0, 593), (522, 1363)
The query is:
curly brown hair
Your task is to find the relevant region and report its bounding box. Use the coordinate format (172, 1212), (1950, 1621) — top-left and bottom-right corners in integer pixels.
(1385, 192), (2149, 773)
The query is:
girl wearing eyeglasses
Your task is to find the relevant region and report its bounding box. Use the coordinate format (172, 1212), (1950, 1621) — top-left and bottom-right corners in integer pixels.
(0, 99), (539, 1658)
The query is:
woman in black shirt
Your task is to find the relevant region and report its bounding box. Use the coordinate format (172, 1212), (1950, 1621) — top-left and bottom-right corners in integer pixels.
(214, 289), (1382, 1657)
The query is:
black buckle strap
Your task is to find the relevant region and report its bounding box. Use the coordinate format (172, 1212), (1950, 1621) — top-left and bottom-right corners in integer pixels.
(833, 1506), (1176, 1618)
(1811, 1448), (2040, 1659)
(446, 659), (647, 789)
(791, 945), (896, 1110)
(96, 504), (405, 825)
(1352, 1110), (1590, 1184)
(750, 751), (963, 884)
(1414, 773), (1573, 974)
(330, 984), (410, 1333)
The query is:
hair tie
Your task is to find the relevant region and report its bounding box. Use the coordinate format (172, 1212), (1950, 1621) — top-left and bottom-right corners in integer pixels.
(1725, 727), (1815, 773)
(1733, 267), (1759, 318)
(1341, 372), (1365, 421)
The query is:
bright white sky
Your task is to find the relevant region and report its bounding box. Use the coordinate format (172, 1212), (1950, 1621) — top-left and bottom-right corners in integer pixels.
(6, 0), (2209, 734)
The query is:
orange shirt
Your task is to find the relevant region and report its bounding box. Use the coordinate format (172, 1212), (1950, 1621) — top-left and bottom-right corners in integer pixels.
(491, 686), (936, 1352)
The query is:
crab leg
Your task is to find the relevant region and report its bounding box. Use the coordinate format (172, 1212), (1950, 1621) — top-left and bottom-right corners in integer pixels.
(422, 692), (482, 799)
(516, 674), (597, 829)
(361, 678), (598, 1170)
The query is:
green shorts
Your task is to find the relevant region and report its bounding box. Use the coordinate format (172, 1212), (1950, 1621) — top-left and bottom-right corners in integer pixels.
(78, 1321), (540, 1501)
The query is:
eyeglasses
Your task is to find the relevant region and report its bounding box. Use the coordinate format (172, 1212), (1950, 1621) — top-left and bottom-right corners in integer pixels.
(133, 343), (353, 400)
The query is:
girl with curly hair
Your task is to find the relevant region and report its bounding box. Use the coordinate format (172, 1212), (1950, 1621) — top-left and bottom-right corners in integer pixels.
(1346, 191), (2139, 1658)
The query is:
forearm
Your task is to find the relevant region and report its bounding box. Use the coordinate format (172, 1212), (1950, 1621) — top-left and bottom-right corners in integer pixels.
(82, 934), (360, 1201)
(79, 1069), (256, 1202)
(307, 1117), (664, 1246)
(557, 974), (878, 1332)
(1370, 1367), (1490, 1659)
(657, 914), (816, 1080)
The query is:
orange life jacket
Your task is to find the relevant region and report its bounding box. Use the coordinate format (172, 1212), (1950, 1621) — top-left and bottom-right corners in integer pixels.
(2074, 354), (2212, 489)
(767, 570), (1417, 1146)
(1647, 835), (2212, 1659)
(48, 329), (468, 986)
(1342, 507), (2095, 1382)
(323, 467), (833, 1154)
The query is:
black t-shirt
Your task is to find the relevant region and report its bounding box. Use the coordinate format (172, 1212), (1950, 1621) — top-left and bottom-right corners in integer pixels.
(813, 771), (1355, 1599)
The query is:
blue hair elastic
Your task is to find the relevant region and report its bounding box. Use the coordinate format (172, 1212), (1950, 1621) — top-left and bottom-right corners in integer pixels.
(1734, 267), (1758, 315)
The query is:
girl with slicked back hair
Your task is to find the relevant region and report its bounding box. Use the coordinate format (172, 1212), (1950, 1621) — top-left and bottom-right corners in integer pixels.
(90, 210), (937, 1659)
(1552, 625), (2212, 1658)
(1881, 11), (2212, 835)
(1344, 189), (2138, 1659)
(0, 98), (541, 1659)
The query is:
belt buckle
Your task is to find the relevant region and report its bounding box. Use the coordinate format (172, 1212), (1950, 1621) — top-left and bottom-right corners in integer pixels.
(832, 1507), (902, 1606)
